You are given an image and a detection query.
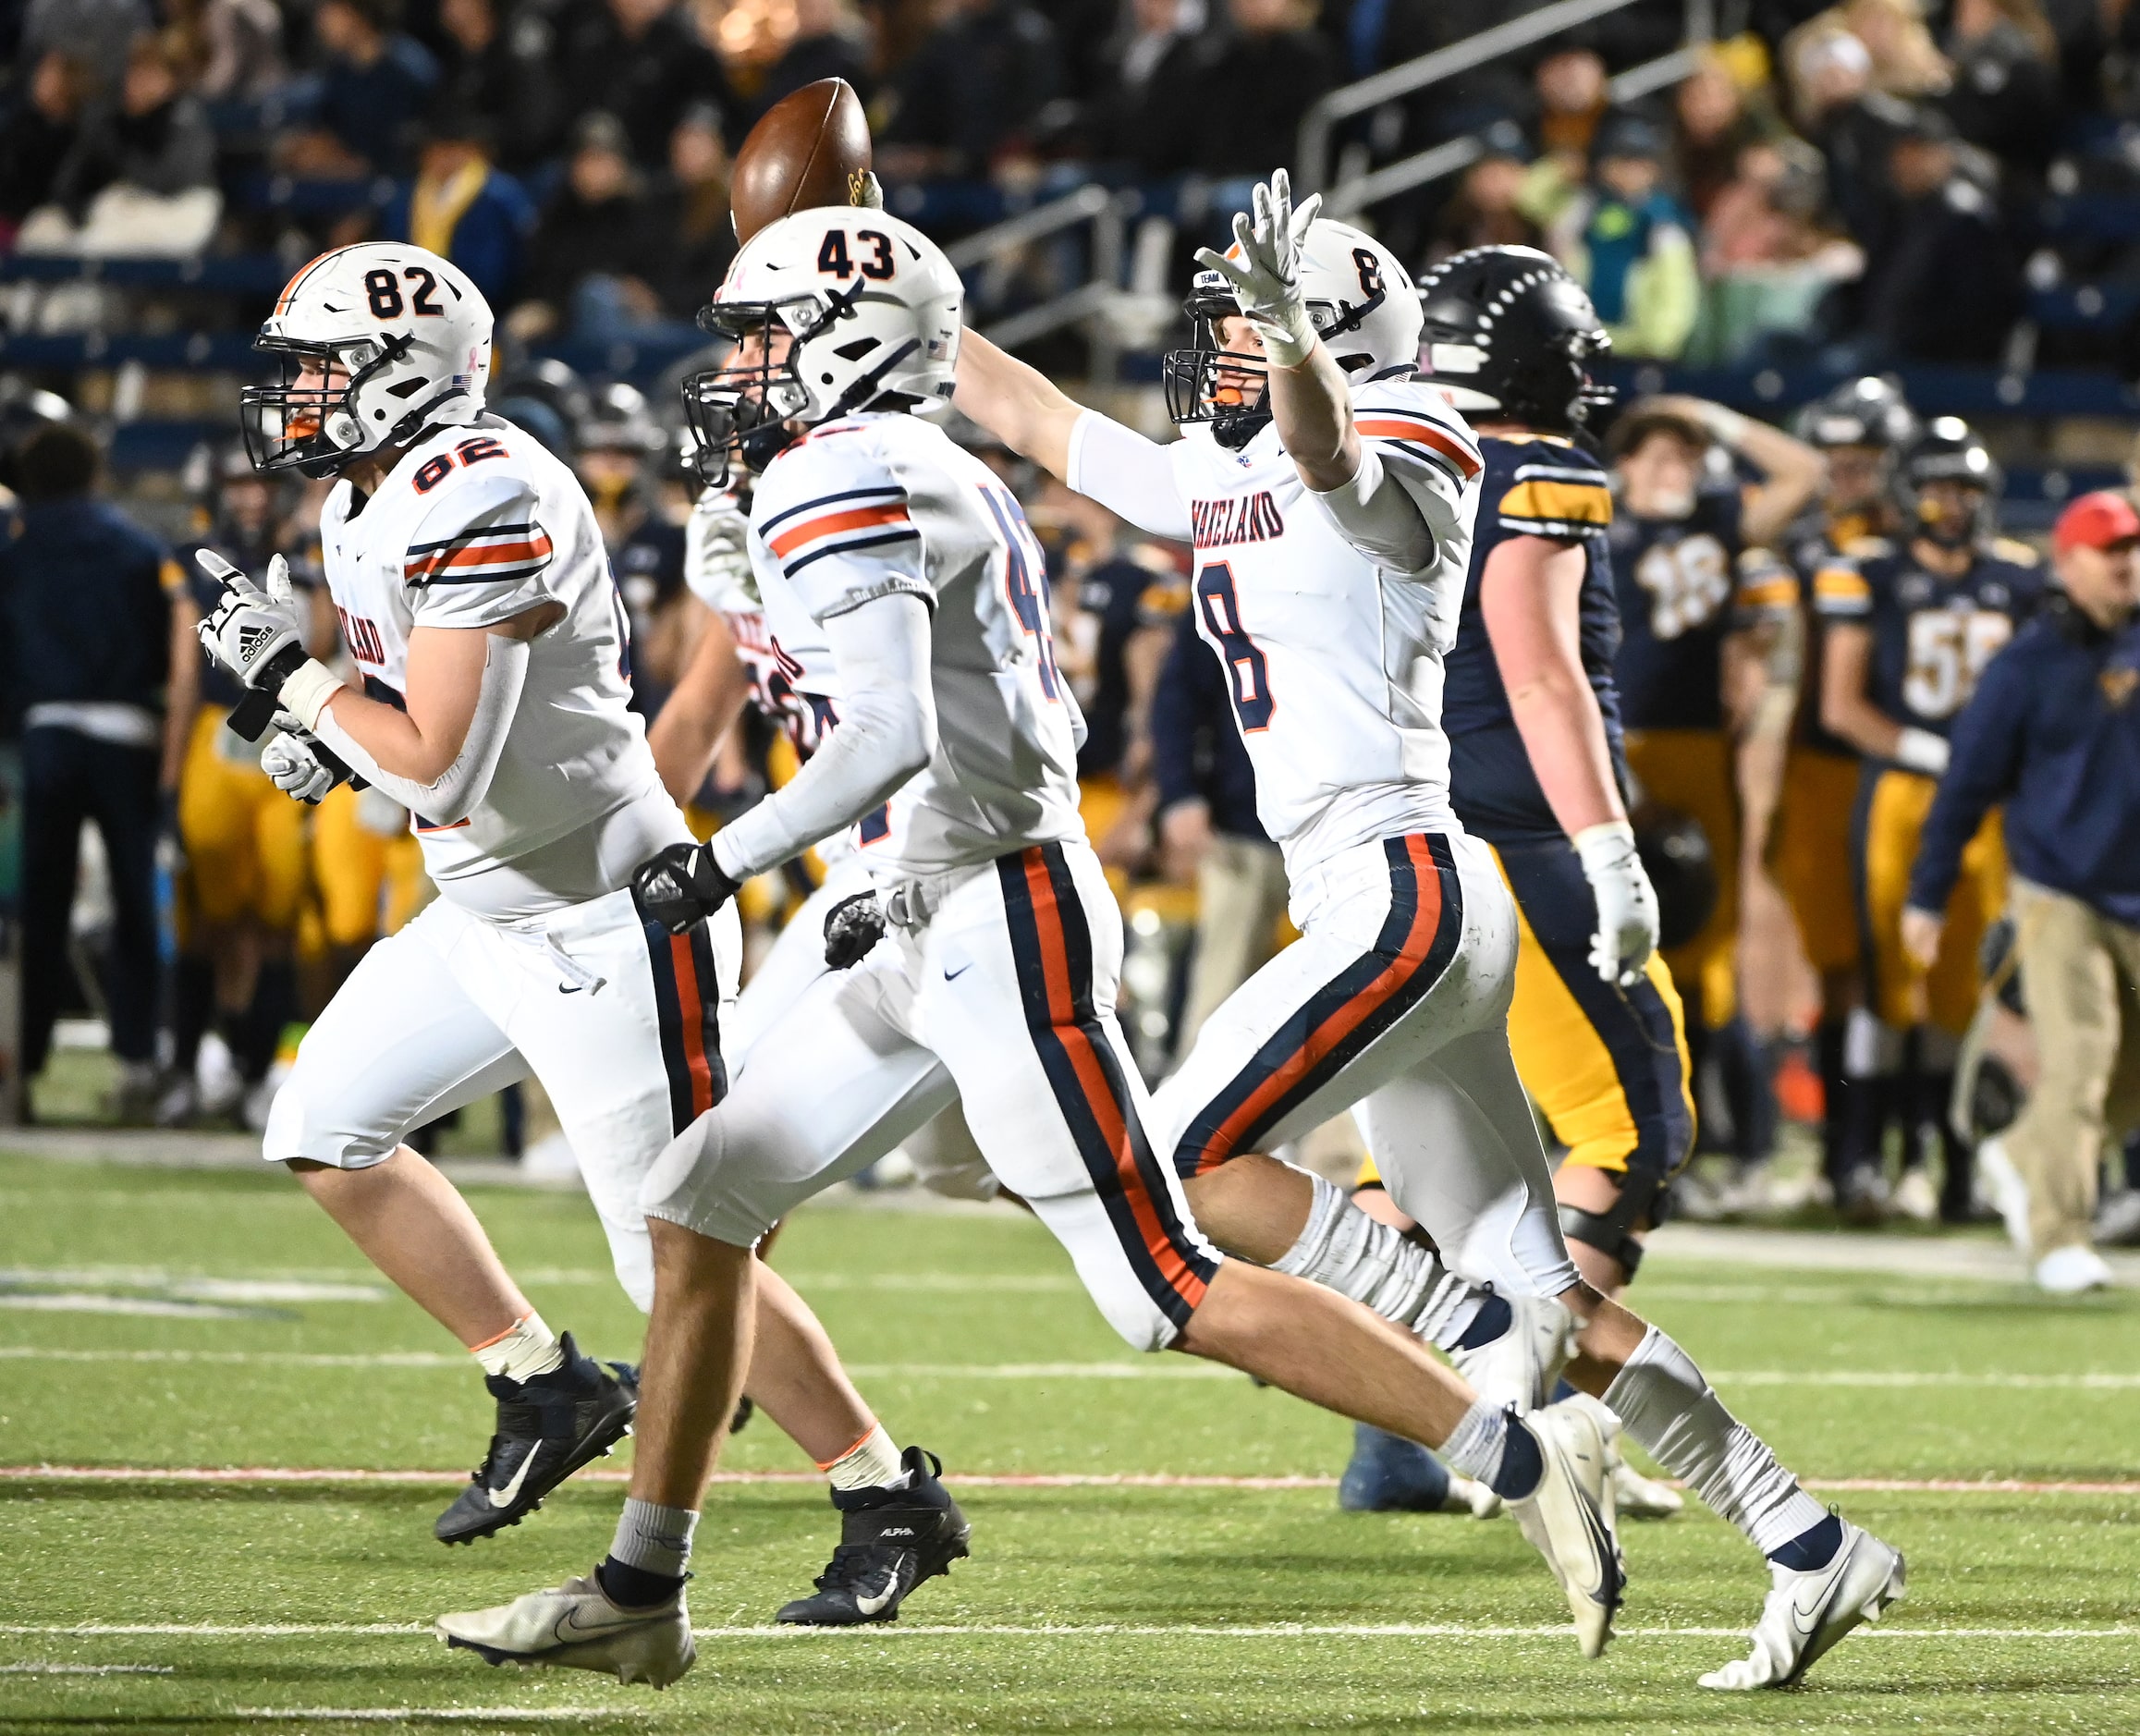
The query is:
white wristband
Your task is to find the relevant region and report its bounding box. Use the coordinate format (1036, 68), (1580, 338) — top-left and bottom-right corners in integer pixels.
(1700, 404), (1750, 447)
(277, 658), (345, 733)
(1571, 819), (1636, 856)
(1894, 727), (1950, 777)
(1258, 315), (1316, 372)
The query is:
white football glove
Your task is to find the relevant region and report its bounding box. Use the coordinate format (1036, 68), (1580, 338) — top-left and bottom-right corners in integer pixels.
(262, 732), (336, 805)
(195, 549), (343, 729)
(686, 488), (757, 609)
(1573, 821), (1661, 987)
(1192, 168), (1322, 368)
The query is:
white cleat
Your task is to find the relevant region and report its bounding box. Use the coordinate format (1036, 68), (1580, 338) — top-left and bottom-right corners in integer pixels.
(1505, 1400), (1623, 1658)
(1449, 1293), (1577, 1412)
(1976, 1137), (2032, 1253)
(1698, 1521), (1906, 1690)
(2035, 1244), (2113, 1293)
(1890, 1168), (1939, 1225)
(1558, 1391), (1685, 1520)
(437, 1569), (695, 1689)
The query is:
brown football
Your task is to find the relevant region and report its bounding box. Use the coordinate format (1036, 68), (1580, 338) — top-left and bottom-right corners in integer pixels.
(729, 79), (874, 245)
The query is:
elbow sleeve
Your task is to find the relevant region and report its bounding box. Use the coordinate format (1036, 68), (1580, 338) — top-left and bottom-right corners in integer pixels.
(1067, 412), (1192, 542)
(1309, 446), (1449, 575)
(314, 636), (530, 825)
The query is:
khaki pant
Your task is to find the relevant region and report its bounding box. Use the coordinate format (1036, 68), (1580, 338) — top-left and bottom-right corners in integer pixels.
(1179, 832), (1291, 1050)
(2006, 879), (2140, 1255)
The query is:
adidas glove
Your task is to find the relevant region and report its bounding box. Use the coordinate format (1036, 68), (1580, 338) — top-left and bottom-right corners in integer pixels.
(823, 890), (887, 969)
(194, 549), (344, 730)
(631, 842), (742, 936)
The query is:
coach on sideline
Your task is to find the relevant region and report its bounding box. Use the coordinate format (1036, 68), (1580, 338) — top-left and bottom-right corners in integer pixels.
(1902, 490), (2140, 1292)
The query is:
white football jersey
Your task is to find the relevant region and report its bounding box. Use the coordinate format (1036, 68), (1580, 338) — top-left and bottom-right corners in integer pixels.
(1069, 378), (1481, 875)
(745, 411), (1083, 879)
(318, 414), (679, 904)
(683, 488), (858, 869)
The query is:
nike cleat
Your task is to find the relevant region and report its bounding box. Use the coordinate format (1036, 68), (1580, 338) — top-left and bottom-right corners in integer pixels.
(777, 1446), (971, 1626)
(1339, 1424), (1500, 1517)
(434, 1334), (637, 1545)
(1505, 1400), (1624, 1658)
(1449, 1292), (1577, 1412)
(438, 1568), (692, 1688)
(1699, 1520), (1906, 1689)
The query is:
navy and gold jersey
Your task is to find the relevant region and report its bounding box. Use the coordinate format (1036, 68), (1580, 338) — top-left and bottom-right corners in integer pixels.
(1608, 486), (1794, 729)
(1811, 535), (2046, 740)
(1445, 434), (1630, 845)
(1058, 554), (1187, 778)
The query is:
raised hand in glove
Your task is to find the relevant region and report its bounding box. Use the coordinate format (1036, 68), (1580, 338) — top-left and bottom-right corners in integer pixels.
(263, 732), (339, 805)
(631, 842), (741, 935)
(194, 549), (343, 729)
(686, 488), (757, 608)
(1192, 168), (1322, 369)
(1573, 821), (1661, 987)
(822, 891), (887, 969)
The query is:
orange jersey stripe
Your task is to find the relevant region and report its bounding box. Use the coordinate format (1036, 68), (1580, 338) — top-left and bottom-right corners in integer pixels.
(1200, 836), (1442, 1170)
(1021, 852), (1209, 1312)
(667, 932), (717, 1119)
(1355, 420), (1482, 478)
(767, 501), (911, 558)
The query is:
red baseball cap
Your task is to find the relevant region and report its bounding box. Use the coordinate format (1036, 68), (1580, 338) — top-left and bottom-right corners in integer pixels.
(2053, 490), (2140, 553)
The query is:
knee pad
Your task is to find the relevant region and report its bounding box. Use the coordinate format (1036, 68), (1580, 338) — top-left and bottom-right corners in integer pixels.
(1559, 1167), (1670, 1278)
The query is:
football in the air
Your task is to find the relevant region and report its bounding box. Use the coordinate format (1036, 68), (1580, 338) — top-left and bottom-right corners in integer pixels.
(730, 78), (876, 244)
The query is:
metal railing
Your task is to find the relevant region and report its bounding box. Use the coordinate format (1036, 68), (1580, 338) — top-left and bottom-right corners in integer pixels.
(939, 183), (1144, 378)
(1323, 40), (1710, 219)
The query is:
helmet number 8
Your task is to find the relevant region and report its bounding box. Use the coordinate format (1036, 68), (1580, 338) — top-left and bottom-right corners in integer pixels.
(363, 266), (447, 320)
(817, 229), (896, 282)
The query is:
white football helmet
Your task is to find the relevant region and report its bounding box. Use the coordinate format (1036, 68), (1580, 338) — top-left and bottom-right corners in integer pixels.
(241, 243), (493, 477)
(679, 206), (961, 484)
(1165, 215), (1422, 448)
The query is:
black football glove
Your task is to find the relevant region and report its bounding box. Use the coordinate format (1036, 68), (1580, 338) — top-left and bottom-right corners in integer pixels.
(822, 890), (887, 969)
(632, 842), (741, 935)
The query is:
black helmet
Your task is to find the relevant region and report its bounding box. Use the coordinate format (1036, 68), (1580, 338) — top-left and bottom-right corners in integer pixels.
(1414, 246), (1615, 433)
(492, 358), (593, 458)
(1793, 375), (1918, 452)
(1894, 416), (2000, 548)
(1633, 805), (1718, 953)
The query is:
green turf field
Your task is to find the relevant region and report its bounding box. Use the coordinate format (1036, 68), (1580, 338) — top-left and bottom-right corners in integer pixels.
(2, 1149), (2136, 1734)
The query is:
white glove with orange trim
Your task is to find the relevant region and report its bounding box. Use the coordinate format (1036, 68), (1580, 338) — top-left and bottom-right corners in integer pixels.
(1193, 170), (1321, 368)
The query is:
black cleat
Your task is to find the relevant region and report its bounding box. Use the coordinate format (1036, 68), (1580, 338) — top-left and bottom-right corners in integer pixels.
(434, 1333), (637, 1546)
(776, 1446), (971, 1626)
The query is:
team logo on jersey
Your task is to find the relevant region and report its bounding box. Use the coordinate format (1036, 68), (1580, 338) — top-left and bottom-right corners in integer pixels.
(1980, 581), (2010, 607)
(1899, 574), (1934, 605)
(1190, 491), (1284, 551)
(2102, 666), (2138, 710)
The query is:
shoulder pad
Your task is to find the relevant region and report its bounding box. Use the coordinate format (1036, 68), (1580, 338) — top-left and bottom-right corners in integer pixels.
(1843, 534), (1892, 558)
(1989, 536), (2041, 568)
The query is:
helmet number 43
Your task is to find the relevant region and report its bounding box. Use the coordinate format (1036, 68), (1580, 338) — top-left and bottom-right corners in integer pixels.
(818, 229), (895, 282)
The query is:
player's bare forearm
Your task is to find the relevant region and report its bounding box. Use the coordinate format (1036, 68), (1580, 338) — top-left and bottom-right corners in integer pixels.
(953, 331), (1083, 479)
(1482, 537), (1626, 837)
(648, 606), (750, 805)
(163, 593), (202, 791)
(1724, 624), (1792, 863)
(323, 610), (547, 785)
(1265, 344), (1360, 494)
(1818, 622), (1903, 760)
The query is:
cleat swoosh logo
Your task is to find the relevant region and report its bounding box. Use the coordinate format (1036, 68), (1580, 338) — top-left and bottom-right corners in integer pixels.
(853, 1569), (903, 1618)
(1789, 1564), (1845, 1638)
(487, 1450), (542, 1510)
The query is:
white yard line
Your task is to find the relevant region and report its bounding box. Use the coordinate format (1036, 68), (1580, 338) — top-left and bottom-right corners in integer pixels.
(5, 1465), (2138, 1495)
(3, 1621), (2135, 1642)
(6, 1345), (2140, 1390)
(0, 1662), (176, 1674)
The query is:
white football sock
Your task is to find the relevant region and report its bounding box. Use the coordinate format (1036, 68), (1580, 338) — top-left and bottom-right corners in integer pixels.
(1271, 1175), (1485, 1349)
(470, 1310), (565, 1382)
(818, 1422), (905, 1492)
(609, 1497), (698, 1578)
(1603, 1326), (1827, 1555)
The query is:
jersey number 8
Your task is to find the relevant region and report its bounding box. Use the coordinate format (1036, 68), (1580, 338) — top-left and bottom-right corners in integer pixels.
(1197, 562), (1273, 731)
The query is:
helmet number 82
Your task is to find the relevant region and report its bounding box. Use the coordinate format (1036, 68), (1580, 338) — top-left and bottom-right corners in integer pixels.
(364, 266), (446, 320)
(817, 229), (896, 282)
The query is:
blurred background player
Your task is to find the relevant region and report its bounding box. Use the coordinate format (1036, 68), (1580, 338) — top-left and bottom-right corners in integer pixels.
(1781, 378), (1921, 1195)
(1, 420), (190, 1122)
(161, 444), (328, 1127)
(1816, 418), (2043, 1223)
(576, 383), (691, 717)
(1603, 395), (1818, 1179)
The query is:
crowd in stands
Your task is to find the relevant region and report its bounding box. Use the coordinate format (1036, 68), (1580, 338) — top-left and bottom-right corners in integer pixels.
(0, 0), (2135, 367)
